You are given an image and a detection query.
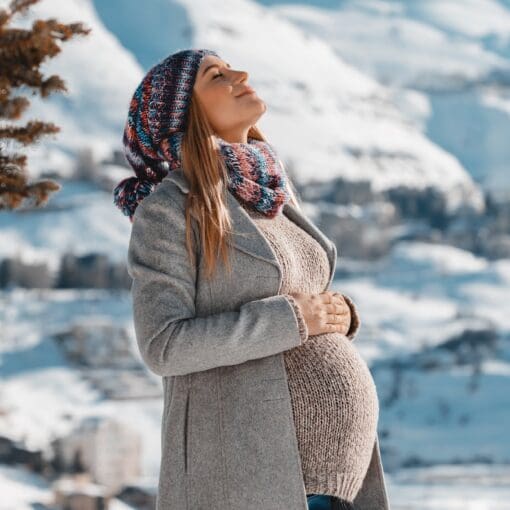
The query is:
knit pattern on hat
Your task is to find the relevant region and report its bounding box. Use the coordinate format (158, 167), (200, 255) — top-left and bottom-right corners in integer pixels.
(114, 48), (218, 219)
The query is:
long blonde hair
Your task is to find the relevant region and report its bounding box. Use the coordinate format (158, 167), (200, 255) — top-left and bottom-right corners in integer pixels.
(180, 92), (302, 280)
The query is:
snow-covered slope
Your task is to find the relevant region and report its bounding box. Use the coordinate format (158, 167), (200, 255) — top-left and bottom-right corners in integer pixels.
(91, 0), (193, 70)
(261, 0), (510, 196)
(0, 180), (131, 267)
(0, 0), (489, 264)
(91, 0), (483, 213)
(335, 242), (510, 362)
(1, 239), (509, 491)
(331, 241), (510, 467)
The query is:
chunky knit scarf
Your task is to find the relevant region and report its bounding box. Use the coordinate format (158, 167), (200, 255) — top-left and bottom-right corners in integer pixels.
(214, 136), (290, 217)
(112, 48), (290, 221)
(113, 134), (290, 219)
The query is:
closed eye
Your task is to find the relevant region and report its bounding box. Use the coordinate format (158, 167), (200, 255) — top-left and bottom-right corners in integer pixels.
(211, 62), (231, 80)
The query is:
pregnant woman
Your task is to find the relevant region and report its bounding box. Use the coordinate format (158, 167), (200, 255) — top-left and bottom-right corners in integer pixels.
(114, 48), (390, 510)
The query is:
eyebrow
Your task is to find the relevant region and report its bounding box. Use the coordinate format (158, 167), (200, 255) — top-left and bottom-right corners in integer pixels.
(201, 61), (231, 77)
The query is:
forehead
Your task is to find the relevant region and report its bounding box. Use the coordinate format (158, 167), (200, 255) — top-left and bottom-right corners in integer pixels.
(198, 54), (229, 69)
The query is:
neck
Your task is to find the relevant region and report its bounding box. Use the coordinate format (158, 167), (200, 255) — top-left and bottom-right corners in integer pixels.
(215, 127), (250, 143)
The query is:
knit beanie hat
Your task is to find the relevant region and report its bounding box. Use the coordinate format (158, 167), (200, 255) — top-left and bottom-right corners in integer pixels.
(113, 48), (220, 220)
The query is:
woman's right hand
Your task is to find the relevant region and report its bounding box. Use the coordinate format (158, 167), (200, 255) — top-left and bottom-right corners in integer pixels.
(288, 291), (351, 336)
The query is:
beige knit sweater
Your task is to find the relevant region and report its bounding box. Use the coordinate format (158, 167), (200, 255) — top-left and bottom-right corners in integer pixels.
(243, 205), (380, 503)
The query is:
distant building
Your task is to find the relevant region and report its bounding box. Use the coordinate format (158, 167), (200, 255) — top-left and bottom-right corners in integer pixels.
(0, 258), (53, 288)
(51, 416), (142, 494)
(54, 321), (135, 369)
(52, 473), (111, 510)
(0, 434), (45, 472)
(116, 482), (157, 510)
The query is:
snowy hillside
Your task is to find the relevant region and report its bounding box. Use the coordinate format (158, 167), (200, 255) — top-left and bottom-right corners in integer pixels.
(98, 0), (484, 213)
(334, 242), (510, 467)
(0, 180), (131, 266)
(262, 0), (510, 196)
(2, 0), (483, 213)
(1, 239), (510, 508)
(0, 0), (490, 265)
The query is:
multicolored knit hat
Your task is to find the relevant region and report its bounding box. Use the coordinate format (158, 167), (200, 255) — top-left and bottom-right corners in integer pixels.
(113, 48), (219, 220)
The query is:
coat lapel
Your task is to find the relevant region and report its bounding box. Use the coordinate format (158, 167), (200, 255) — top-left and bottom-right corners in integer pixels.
(163, 168), (336, 285)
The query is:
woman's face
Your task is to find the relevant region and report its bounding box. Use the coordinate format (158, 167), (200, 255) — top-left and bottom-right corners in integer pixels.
(193, 55), (266, 143)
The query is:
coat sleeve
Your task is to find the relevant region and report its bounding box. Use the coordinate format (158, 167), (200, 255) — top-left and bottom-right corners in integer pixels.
(127, 190), (305, 377)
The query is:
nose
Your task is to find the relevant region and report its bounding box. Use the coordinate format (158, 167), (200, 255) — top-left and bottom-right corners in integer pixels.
(232, 69), (249, 83)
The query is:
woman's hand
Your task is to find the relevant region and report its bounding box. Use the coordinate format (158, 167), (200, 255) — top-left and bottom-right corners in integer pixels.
(288, 291), (351, 337)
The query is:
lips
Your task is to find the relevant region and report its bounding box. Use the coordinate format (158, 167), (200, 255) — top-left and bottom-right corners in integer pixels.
(236, 87), (256, 98)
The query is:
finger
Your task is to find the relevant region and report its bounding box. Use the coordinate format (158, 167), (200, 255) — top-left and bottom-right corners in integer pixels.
(326, 303), (349, 315)
(327, 313), (341, 323)
(320, 292), (333, 304)
(327, 313), (350, 325)
(331, 292), (346, 304)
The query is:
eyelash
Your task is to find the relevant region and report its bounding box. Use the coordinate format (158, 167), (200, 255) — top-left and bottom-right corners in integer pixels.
(213, 72), (224, 80)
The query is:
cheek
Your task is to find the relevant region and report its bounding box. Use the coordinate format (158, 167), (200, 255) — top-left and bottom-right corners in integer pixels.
(203, 89), (238, 127)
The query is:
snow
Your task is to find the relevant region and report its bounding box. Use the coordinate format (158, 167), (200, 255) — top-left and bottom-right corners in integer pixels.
(407, 0), (510, 38)
(333, 241), (510, 362)
(376, 367), (510, 465)
(268, 1), (507, 88)
(0, 465), (139, 509)
(264, 0), (510, 196)
(0, 180), (132, 265)
(2, 0), (483, 212)
(387, 463), (510, 509)
(0, 288), (163, 478)
(0, 464), (54, 510)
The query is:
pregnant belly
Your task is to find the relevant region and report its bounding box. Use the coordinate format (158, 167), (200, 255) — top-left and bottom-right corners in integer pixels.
(282, 332), (380, 451)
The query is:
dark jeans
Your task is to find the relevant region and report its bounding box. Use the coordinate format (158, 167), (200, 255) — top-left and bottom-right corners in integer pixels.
(306, 493), (355, 510)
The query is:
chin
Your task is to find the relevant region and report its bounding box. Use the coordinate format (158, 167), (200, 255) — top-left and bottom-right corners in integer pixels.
(253, 97), (267, 114)
(251, 105), (266, 124)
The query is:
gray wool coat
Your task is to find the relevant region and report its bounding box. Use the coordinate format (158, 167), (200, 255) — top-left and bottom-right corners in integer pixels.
(127, 168), (391, 510)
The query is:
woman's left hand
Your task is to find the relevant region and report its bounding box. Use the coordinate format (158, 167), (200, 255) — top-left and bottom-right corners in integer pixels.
(327, 292), (352, 336)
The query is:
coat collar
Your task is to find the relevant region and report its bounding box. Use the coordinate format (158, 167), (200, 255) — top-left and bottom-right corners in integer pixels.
(162, 168), (336, 286)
